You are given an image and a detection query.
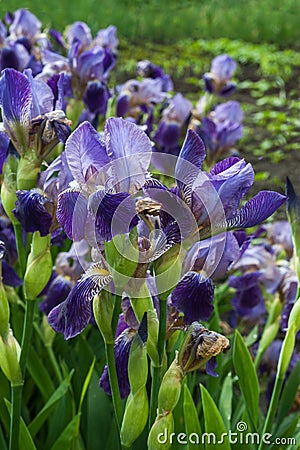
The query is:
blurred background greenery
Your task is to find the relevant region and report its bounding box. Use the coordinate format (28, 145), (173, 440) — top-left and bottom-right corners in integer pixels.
(2, 0), (300, 46)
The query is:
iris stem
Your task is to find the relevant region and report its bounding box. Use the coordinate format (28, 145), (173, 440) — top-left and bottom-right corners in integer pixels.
(10, 299), (35, 450)
(149, 297), (167, 429)
(13, 223), (26, 277)
(105, 294), (123, 449)
(9, 383), (23, 450)
(45, 345), (63, 383)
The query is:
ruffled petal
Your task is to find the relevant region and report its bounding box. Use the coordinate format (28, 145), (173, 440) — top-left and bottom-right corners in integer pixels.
(105, 117), (152, 193)
(227, 191), (287, 229)
(171, 271), (214, 323)
(48, 261), (112, 339)
(65, 121), (110, 185)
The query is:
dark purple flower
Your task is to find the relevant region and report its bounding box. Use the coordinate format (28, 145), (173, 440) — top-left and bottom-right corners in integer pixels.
(99, 327), (136, 399)
(39, 274), (73, 315)
(0, 132), (9, 174)
(203, 54), (237, 96)
(171, 271), (214, 324)
(136, 59), (173, 92)
(48, 260), (112, 339)
(13, 189), (54, 236)
(83, 80), (110, 115)
(2, 260), (22, 287)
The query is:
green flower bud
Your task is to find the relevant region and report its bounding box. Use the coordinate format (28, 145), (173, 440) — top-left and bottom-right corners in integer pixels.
(0, 283), (9, 338)
(93, 291), (114, 343)
(146, 309), (159, 366)
(17, 150), (40, 190)
(179, 322), (230, 373)
(0, 330), (22, 385)
(120, 387), (149, 448)
(41, 315), (56, 347)
(147, 411), (174, 450)
(128, 330), (148, 395)
(1, 154), (18, 224)
(24, 233), (52, 299)
(158, 353), (183, 414)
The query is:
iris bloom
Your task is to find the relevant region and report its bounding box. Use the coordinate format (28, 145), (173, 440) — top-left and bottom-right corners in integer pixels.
(0, 68), (71, 158)
(203, 54), (237, 96)
(193, 100), (244, 165)
(57, 117), (152, 243)
(136, 59), (173, 92)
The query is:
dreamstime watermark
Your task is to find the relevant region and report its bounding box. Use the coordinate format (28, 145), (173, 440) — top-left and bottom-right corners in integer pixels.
(157, 422), (297, 446)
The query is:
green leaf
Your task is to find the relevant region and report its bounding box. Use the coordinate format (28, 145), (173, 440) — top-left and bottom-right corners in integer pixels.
(277, 360), (300, 425)
(233, 330), (259, 429)
(28, 371), (74, 437)
(183, 385), (204, 450)
(218, 372), (233, 431)
(200, 384), (231, 450)
(50, 414), (81, 450)
(27, 347), (55, 399)
(78, 358), (95, 414)
(5, 400), (36, 450)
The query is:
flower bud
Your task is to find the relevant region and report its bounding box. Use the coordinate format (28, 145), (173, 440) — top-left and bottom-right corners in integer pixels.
(178, 322), (230, 373)
(146, 309), (159, 366)
(120, 387), (149, 448)
(147, 411), (174, 450)
(17, 150), (40, 190)
(1, 154), (18, 224)
(154, 245), (181, 300)
(0, 283), (9, 338)
(41, 315), (56, 347)
(128, 314), (148, 394)
(93, 291), (114, 343)
(0, 329), (22, 385)
(24, 232), (52, 299)
(158, 353), (183, 414)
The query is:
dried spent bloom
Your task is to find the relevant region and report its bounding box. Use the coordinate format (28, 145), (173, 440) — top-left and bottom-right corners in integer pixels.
(178, 322), (230, 373)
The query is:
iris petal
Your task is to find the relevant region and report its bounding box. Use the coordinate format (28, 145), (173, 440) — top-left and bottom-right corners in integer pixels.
(171, 271), (214, 323)
(57, 188), (88, 241)
(48, 261), (112, 339)
(13, 190), (53, 236)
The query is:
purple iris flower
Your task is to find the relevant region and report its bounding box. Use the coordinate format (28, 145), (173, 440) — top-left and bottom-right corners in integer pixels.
(56, 117), (152, 243)
(0, 68), (71, 157)
(203, 54), (237, 96)
(136, 59), (173, 92)
(116, 78), (166, 131)
(9, 9), (41, 41)
(145, 128), (286, 242)
(154, 93), (192, 149)
(195, 100), (243, 165)
(0, 132), (9, 174)
(95, 25), (119, 52)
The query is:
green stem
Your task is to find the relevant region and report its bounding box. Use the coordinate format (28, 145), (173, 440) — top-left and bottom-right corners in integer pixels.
(105, 294), (123, 449)
(13, 223), (26, 277)
(148, 297), (167, 429)
(9, 383), (23, 450)
(19, 300), (36, 377)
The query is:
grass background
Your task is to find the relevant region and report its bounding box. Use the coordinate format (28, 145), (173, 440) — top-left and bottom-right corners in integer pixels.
(2, 0), (300, 46)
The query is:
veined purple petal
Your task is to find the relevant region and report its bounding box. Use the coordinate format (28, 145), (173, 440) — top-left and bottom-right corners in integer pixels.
(105, 117), (152, 193)
(99, 327), (136, 399)
(65, 121), (110, 185)
(171, 271), (214, 323)
(88, 190), (138, 241)
(39, 274), (72, 315)
(175, 129), (206, 206)
(13, 190), (53, 236)
(48, 261), (112, 339)
(227, 191), (287, 229)
(210, 156), (241, 176)
(57, 188), (88, 241)
(0, 68), (32, 153)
